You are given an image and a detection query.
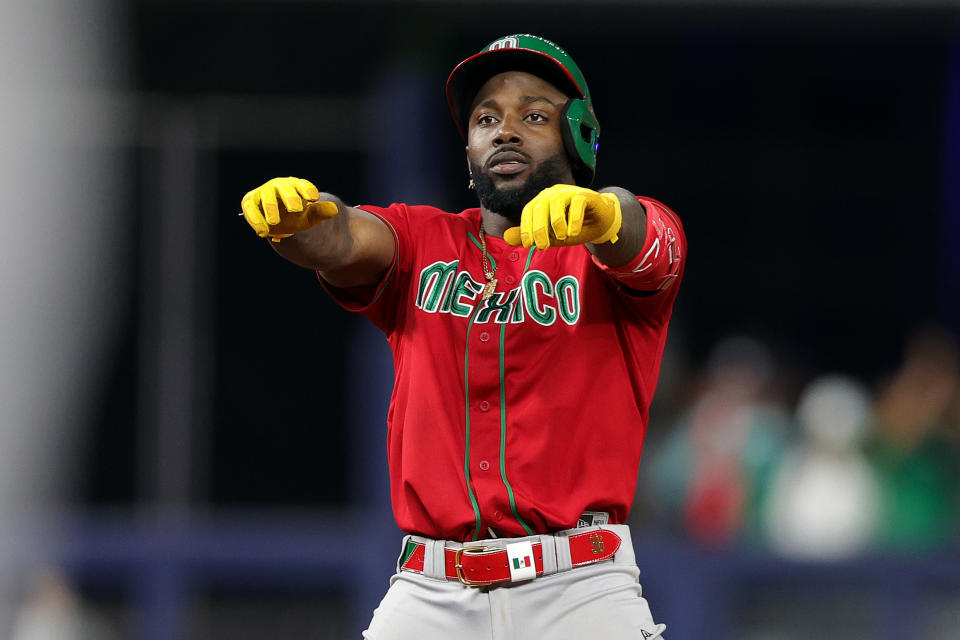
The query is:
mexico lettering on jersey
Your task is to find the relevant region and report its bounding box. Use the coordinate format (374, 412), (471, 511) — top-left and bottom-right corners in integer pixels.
(416, 263), (581, 327)
(320, 197), (686, 542)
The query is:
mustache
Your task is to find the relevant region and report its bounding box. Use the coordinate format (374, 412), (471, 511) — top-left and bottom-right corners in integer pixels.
(485, 146), (532, 168)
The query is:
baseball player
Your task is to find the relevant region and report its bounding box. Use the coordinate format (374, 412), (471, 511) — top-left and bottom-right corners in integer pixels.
(241, 34), (685, 640)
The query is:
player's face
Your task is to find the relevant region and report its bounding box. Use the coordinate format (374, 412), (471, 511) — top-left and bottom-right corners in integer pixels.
(466, 71), (575, 220)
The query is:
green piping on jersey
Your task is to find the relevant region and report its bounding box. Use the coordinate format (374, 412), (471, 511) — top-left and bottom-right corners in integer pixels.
(370, 253), (399, 306)
(463, 302), (485, 541)
(499, 321), (534, 535)
(369, 215), (400, 306)
(522, 249), (536, 277)
(494, 248), (538, 535)
(467, 232), (497, 271)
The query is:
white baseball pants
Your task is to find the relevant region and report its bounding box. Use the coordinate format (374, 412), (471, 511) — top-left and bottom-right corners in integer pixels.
(363, 524), (666, 640)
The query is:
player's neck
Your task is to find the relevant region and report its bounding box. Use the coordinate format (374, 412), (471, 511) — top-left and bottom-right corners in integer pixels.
(479, 209), (516, 239)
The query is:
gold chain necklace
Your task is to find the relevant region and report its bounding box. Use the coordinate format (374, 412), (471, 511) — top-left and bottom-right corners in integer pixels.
(479, 221), (498, 301)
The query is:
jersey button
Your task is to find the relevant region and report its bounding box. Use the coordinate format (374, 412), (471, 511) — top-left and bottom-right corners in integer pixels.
(479, 460), (490, 471)
(479, 331), (490, 343)
(508, 252), (519, 262)
(479, 400), (490, 412)
(493, 511), (503, 521)
(505, 275), (516, 285)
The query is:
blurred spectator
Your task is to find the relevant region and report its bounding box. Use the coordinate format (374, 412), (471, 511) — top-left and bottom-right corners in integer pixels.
(763, 375), (881, 559)
(9, 570), (107, 640)
(647, 336), (790, 545)
(864, 325), (960, 551)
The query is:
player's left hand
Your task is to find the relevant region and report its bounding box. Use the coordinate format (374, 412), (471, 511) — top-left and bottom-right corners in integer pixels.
(503, 184), (622, 250)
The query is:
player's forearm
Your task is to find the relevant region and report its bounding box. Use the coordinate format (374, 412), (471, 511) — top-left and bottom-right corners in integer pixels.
(588, 187), (647, 268)
(269, 195), (396, 288)
(268, 194), (354, 271)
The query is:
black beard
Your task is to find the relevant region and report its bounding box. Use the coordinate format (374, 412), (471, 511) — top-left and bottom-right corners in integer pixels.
(471, 154), (570, 225)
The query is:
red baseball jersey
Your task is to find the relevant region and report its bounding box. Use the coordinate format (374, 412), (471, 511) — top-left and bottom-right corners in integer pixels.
(322, 197), (686, 542)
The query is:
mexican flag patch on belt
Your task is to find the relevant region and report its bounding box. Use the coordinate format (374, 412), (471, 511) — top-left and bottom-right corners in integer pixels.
(505, 541), (536, 582)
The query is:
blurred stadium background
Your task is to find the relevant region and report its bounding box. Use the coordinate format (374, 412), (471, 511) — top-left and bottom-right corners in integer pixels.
(2, 0), (960, 638)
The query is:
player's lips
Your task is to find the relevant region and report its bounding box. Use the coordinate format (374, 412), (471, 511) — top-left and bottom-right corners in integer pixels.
(487, 151), (530, 175)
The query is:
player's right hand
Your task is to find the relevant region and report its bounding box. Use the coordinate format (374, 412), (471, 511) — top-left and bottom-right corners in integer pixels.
(241, 177), (339, 242)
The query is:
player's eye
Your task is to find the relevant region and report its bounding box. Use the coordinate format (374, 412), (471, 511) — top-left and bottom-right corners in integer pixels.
(477, 114), (498, 126)
(525, 113), (547, 123)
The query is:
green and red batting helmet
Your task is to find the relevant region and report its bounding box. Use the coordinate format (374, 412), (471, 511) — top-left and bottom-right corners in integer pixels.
(446, 34), (601, 187)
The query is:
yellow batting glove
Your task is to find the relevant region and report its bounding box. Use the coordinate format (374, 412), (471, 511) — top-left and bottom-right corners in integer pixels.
(241, 177), (339, 242)
(504, 184), (622, 250)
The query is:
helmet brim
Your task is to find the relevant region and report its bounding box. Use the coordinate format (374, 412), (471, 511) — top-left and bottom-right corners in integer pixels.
(446, 48), (586, 139)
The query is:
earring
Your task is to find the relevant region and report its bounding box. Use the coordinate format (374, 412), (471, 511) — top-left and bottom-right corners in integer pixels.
(468, 175), (475, 190)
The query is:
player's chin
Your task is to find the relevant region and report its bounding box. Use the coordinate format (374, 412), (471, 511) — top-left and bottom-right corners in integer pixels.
(491, 172), (527, 188)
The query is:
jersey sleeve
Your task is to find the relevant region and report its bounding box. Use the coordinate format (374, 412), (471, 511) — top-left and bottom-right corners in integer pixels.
(317, 202), (413, 335)
(590, 196), (686, 298)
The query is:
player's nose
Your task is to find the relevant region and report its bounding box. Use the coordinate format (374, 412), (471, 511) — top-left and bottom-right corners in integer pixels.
(493, 114), (522, 146)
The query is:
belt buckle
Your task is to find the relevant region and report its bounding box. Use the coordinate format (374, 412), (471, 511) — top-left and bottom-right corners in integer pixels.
(454, 545), (490, 587)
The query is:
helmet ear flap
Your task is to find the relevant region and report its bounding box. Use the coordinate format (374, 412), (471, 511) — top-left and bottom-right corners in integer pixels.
(560, 98), (600, 187)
